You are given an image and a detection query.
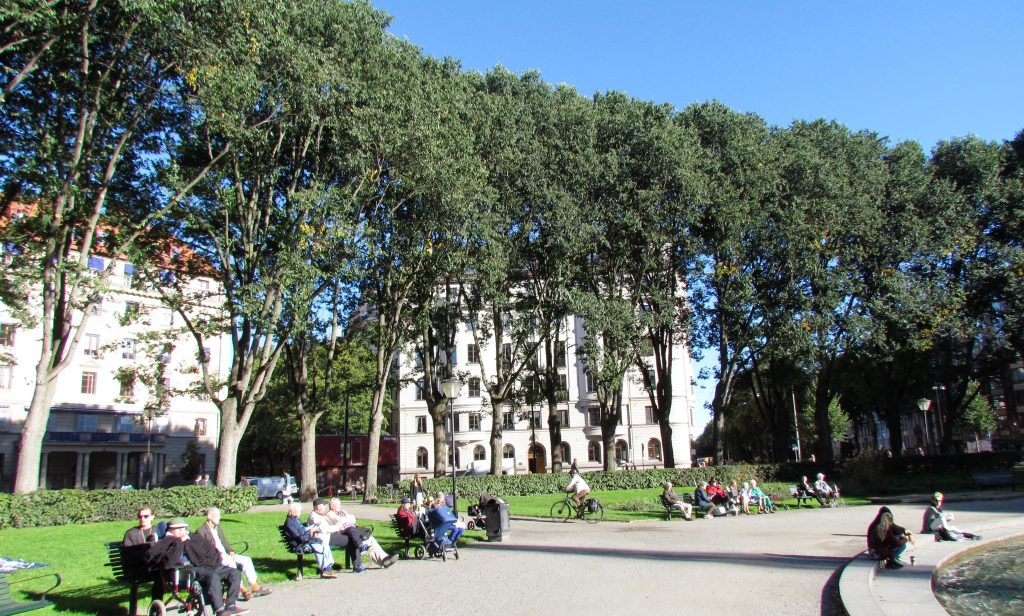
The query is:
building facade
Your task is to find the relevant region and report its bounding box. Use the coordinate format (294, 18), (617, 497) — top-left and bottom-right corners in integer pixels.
(395, 315), (696, 478)
(0, 253), (228, 491)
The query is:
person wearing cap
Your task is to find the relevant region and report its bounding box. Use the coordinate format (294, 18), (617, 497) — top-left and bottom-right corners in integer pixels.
(283, 502), (336, 578)
(923, 492), (981, 541)
(328, 498), (399, 569)
(307, 498), (365, 573)
(396, 497), (423, 539)
(196, 507), (271, 600)
(813, 473), (833, 506)
(122, 506), (164, 602)
(146, 518), (248, 615)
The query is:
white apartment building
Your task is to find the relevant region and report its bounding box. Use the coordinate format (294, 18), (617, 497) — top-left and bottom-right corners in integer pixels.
(396, 315), (696, 477)
(0, 252), (229, 491)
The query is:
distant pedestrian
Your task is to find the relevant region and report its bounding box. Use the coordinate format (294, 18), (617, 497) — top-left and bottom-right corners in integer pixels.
(569, 458), (578, 474)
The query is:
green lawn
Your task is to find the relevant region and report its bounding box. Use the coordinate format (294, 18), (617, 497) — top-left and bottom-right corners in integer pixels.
(2, 487), (867, 614)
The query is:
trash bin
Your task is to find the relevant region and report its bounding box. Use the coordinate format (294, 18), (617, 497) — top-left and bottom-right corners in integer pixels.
(485, 498), (510, 542)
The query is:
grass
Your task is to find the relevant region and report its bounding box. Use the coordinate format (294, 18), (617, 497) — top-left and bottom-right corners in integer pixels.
(2, 486), (869, 614)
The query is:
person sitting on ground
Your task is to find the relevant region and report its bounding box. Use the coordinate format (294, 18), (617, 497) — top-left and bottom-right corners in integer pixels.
(867, 506), (912, 569)
(706, 479), (728, 505)
(797, 475), (824, 506)
(661, 482), (693, 520)
(814, 473), (833, 506)
(749, 479), (775, 513)
(283, 502), (336, 579)
(564, 469), (591, 518)
(123, 506), (164, 602)
(693, 481), (716, 517)
(427, 494), (464, 545)
(922, 492), (980, 542)
(307, 498), (366, 573)
(146, 518), (248, 615)
(328, 497), (399, 569)
(195, 507), (271, 600)
(396, 497), (424, 539)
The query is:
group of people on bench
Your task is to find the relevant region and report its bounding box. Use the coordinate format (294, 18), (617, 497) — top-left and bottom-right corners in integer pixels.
(122, 506), (268, 616)
(394, 492), (465, 546)
(794, 473), (840, 507)
(662, 479), (777, 520)
(283, 497), (399, 578)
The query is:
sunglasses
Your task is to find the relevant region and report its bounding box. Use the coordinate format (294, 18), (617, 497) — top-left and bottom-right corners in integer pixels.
(139, 514), (153, 519)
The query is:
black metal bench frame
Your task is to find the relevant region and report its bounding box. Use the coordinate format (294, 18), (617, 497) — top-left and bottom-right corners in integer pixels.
(278, 525), (354, 580)
(0, 569), (61, 616)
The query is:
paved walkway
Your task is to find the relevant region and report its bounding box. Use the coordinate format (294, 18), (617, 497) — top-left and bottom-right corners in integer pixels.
(245, 495), (1024, 616)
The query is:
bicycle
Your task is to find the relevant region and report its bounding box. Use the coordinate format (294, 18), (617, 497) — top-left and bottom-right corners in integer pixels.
(550, 492), (604, 524)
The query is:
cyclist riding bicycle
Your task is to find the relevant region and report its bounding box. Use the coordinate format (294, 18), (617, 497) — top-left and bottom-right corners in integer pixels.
(564, 469), (590, 518)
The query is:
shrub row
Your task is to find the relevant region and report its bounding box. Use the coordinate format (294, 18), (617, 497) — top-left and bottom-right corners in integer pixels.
(401, 465), (781, 502)
(0, 486), (258, 529)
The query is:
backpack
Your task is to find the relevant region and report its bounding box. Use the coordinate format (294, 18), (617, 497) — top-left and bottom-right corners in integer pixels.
(588, 498), (600, 513)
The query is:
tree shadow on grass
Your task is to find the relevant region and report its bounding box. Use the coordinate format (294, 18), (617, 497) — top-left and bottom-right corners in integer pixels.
(44, 581), (128, 616)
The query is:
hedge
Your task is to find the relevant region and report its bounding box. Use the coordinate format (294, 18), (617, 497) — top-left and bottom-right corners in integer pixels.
(400, 465), (781, 502)
(0, 486), (258, 529)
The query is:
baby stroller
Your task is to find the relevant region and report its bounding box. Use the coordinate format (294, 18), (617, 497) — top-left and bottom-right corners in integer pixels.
(465, 493), (497, 531)
(826, 483), (846, 508)
(410, 509), (460, 561)
(147, 565), (205, 616)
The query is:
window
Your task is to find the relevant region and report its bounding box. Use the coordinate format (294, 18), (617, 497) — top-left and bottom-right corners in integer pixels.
(559, 442), (571, 465)
(452, 413), (461, 433)
(645, 367), (656, 390)
(0, 406), (9, 428)
(588, 407), (600, 427)
(502, 444), (515, 459)
(119, 374), (135, 398)
(0, 365), (11, 390)
(530, 410), (542, 429)
(449, 348), (457, 366)
(473, 445), (485, 461)
(648, 438), (663, 461)
(117, 415), (135, 433)
(123, 263), (135, 288)
(555, 341), (567, 368)
(559, 408), (570, 427)
(468, 413), (481, 431)
(645, 406), (656, 425)
(197, 279), (210, 291)
(76, 414), (98, 432)
(415, 380), (425, 401)
(615, 440), (629, 462)
(501, 343), (512, 370)
(194, 418), (207, 436)
(159, 270), (175, 286)
(468, 377), (481, 397)
(587, 440), (601, 462)
(125, 302), (140, 319)
(502, 411), (515, 430)
(584, 370), (596, 393)
(467, 343), (479, 364)
(416, 416), (427, 433)
(416, 447), (428, 469)
(81, 371), (97, 394)
(0, 323), (16, 346)
(90, 299), (102, 316)
(87, 256), (104, 272)
(84, 334), (100, 357)
(558, 373), (568, 400)
(448, 447), (461, 469)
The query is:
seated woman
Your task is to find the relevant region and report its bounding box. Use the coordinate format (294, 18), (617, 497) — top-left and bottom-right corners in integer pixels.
(739, 481), (754, 514)
(725, 480), (741, 515)
(749, 480), (775, 513)
(867, 506), (912, 569)
(706, 479), (728, 506)
(922, 492), (980, 541)
(661, 482), (694, 520)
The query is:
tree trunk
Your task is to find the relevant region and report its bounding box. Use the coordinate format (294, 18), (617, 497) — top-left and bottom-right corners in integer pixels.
(363, 372), (389, 502)
(298, 412), (321, 502)
(14, 376), (59, 493)
(216, 403), (241, 488)
(489, 400), (504, 475)
(601, 416), (617, 473)
(546, 398), (563, 474)
(658, 420), (675, 467)
(429, 398), (448, 477)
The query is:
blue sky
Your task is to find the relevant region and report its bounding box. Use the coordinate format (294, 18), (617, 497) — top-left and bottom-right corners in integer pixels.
(372, 0), (1023, 431)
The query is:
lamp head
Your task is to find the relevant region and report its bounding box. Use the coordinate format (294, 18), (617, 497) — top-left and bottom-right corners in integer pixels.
(916, 398), (932, 412)
(440, 377), (464, 399)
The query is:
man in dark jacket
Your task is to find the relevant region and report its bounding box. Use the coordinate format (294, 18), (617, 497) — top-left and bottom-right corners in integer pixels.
(146, 518), (247, 615)
(122, 506), (164, 601)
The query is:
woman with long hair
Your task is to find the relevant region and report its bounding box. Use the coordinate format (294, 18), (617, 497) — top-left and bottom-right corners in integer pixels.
(867, 506), (912, 568)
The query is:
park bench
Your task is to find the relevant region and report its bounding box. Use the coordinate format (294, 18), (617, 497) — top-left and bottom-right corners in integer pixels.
(789, 485), (814, 507)
(0, 569), (61, 616)
(390, 515), (416, 557)
(105, 541), (148, 616)
(970, 470), (1016, 491)
(278, 525), (357, 580)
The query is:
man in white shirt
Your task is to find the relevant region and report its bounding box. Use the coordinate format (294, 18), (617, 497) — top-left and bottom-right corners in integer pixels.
(565, 469), (590, 517)
(308, 498), (365, 572)
(327, 498), (398, 569)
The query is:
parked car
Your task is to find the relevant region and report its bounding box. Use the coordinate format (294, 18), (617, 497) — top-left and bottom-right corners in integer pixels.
(243, 475), (299, 502)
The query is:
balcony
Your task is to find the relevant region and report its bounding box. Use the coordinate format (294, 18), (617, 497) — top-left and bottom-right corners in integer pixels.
(45, 432), (166, 445)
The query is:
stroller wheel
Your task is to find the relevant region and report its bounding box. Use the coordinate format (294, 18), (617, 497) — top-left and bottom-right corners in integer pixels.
(466, 520), (476, 531)
(414, 545), (425, 560)
(453, 547), (459, 561)
(147, 600), (166, 616)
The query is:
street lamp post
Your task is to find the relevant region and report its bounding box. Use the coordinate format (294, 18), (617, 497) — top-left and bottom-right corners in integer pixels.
(932, 385), (946, 449)
(440, 377), (464, 514)
(916, 398), (932, 453)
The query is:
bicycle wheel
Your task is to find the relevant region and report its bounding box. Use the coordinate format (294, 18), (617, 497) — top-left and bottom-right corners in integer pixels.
(550, 500), (573, 522)
(586, 503), (605, 524)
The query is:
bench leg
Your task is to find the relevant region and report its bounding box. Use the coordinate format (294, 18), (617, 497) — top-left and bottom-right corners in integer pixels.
(129, 582), (139, 616)
(296, 553), (304, 580)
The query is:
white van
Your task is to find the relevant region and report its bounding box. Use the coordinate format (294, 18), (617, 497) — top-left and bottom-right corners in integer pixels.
(245, 476), (299, 502)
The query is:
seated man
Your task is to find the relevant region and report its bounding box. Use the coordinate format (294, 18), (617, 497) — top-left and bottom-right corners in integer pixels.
(426, 495), (464, 545)
(283, 502), (336, 578)
(814, 473), (833, 506)
(307, 498), (365, 573)
(693, 481), (716, 517)
(196, 507), (271, 600)
(797, 476), (824, 506)
(327, 498), (398, 569)
(396, 498), (425, 539)
(564, 469), (590, 518)
(122, 506), (164, 602)
(661, 482), (693, 520)
(146, 518), (247, 616)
